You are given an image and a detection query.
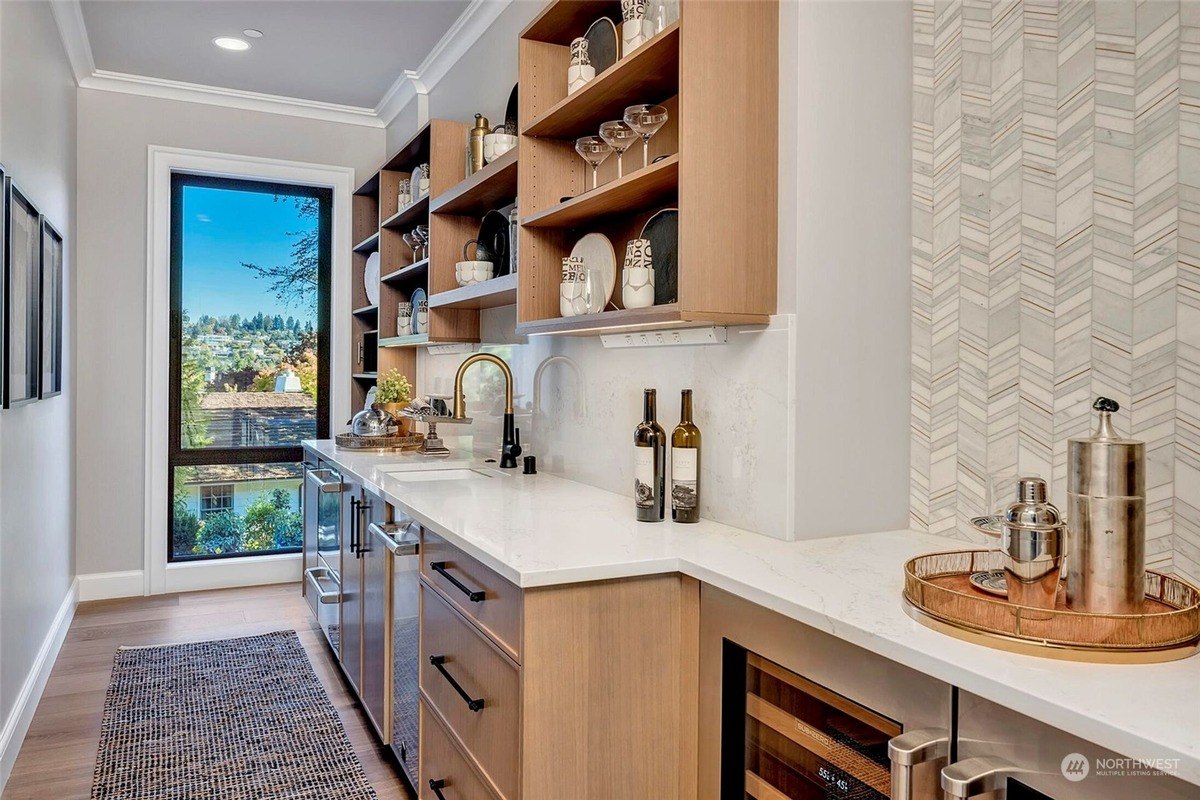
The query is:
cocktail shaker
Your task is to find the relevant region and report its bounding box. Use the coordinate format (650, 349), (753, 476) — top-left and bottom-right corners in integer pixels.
(467, 113), (489, 175)
(997, 477), (1065, 609)
(1066, 397), (1145, 614)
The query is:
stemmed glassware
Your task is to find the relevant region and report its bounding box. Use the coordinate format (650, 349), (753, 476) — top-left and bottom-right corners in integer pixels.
(575, 136), (613, 190)
(413, 225), (429, 261)
(623, 105), (669, 168)
(402, 231), (419, 262)
(598, 120), (639, 179)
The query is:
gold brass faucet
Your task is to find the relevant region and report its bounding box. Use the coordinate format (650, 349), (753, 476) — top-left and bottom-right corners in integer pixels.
(452, 353), (520, 468)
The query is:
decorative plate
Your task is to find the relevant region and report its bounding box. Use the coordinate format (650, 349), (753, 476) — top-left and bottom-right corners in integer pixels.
(478, 210), (511, 277)
(585, 17), (619, 74)
(364, 251), (381, 306)
(969, 515), (1004, 538)
(410, 287), (428, 335)
(640, 208), (678, 305)
(569, 233), (617, 311)
(505, 83), (519, 134)
(968, 570), (1009, 597)
(410, 164), (425, 199)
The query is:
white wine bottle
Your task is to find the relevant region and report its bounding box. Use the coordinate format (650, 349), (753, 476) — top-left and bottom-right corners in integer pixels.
(671, 389), (701, 523)
(634, 388), (667, 522)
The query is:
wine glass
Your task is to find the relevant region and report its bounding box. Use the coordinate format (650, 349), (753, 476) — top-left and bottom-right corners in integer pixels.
(575, 136), (613, 190)
(412, 226), (429, 261)
(623, 104), (669, 168)
(598, 120), (638, 179)
(402, 232), (419, 262)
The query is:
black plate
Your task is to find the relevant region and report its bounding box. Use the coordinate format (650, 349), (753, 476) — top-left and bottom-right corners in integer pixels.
(505, 83), (519, 134)
(478, 210), (510, 277)
(410, 288), (427, 335)
(641, 208), (678, 305)
(585, 17), (619, 75)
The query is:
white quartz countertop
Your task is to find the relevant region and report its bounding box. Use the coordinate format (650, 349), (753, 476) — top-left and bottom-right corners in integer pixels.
(304, 439), (1200, 786)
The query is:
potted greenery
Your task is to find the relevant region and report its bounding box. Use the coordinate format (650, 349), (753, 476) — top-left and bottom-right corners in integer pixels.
(375, 369), (413, 434)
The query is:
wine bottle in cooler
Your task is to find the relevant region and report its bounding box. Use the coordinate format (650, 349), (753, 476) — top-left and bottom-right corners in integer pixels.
(634, 389), (667, 522)
(671, 389), (701, 522)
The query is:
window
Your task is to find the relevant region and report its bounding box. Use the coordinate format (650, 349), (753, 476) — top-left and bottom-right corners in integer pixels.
(199, 484), (234, 519)
(168, 173), (330, 561)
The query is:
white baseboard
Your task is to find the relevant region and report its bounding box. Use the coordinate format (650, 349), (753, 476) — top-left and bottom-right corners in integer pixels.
(0, 578), (78, 793)
(77, 570), (145, 601)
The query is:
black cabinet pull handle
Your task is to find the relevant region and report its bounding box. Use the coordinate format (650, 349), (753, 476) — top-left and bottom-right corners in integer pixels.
(349, 497), (360, 556)
(429, 779), (448, 800)
(429, 561), (485, 602)
(429, 655), (485, 712)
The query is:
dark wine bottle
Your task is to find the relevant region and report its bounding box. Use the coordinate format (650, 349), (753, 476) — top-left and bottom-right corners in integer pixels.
(634, 388), (667, 522)
(671, 389), (701, 523)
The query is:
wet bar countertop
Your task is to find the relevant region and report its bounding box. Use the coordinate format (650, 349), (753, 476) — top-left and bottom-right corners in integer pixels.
(304, 439), (1200, 786)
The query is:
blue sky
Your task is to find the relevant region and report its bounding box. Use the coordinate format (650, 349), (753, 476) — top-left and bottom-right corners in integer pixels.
(180, 186), (317, 323)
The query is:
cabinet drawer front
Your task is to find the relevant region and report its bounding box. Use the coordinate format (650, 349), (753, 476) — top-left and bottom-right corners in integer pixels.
(420, 584), (520, 800)
(421, 530), (523, 661)
(421, 700), (503, 800)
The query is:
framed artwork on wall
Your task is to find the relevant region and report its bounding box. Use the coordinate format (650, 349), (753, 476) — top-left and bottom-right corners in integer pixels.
(40, 219), (63, 398)
(4, 179), (41, 407)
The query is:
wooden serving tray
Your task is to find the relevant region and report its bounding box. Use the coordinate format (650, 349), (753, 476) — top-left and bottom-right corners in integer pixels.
(903, 550), (1200, 663)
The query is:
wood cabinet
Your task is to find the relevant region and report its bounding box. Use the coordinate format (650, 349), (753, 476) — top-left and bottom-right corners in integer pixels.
(418, 532), (699, 800)
(349, 120), (487, 410)
(515, 0), (779, 335)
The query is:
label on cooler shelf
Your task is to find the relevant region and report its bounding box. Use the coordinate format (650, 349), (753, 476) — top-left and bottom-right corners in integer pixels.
(634, 446), (656, 508)
(671, 448), (698, 510)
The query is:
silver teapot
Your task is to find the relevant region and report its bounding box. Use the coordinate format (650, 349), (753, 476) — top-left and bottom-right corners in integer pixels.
(349, 404), (394, 437)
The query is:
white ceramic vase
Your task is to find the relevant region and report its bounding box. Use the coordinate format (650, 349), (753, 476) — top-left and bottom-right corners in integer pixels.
(567, 37), (595, 95)
(622, 238), (655, 308)
(560, 255), (585, 317)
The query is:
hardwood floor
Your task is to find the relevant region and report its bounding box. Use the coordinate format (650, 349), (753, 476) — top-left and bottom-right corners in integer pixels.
(3, 583), (413, 800)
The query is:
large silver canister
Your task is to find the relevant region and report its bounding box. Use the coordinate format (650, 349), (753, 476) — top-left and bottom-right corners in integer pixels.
(1066, 397), (1146, 614)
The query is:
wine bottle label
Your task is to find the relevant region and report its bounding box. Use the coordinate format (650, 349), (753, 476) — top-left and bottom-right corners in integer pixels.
(634, 446), (656, 508)
(671, 449), (698, 510)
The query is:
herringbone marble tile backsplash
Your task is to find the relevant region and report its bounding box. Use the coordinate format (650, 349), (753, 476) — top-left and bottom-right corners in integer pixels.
(910, 0), (1199, 584)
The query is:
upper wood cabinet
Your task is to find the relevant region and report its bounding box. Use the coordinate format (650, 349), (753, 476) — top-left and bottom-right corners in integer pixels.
(516, 0), (779, 335)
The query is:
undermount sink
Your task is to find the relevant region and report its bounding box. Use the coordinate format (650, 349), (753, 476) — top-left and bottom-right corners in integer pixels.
(384, 467), (507, 482)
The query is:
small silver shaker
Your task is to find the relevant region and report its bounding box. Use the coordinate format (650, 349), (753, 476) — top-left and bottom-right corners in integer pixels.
(999, 477), (1066, 609)
(1066, 397), (1146, 613)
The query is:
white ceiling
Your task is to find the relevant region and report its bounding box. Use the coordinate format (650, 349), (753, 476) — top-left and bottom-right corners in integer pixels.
(78, 0), (471, 109)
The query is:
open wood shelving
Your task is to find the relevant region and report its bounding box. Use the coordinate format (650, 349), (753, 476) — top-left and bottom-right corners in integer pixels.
(343, 0), (779, 412)
(515, 0), (778, 336)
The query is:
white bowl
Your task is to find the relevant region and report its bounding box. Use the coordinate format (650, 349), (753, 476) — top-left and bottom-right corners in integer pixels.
(483, 133), (517, 163)
(456, 259), (493, 286)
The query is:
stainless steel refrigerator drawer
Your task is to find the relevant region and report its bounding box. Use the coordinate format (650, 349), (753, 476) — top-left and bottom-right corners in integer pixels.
(304, 566), (340, 653)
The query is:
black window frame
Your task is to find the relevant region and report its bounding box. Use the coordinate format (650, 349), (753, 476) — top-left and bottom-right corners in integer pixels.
(167, 172), (331, 562)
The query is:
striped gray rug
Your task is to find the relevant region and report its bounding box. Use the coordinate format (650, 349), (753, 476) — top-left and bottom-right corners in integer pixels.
(92, 630), (377, 799)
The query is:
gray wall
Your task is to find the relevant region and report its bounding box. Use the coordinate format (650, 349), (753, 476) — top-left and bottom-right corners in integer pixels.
(74, 92), (385, 576)
(789, 1), (913, 535)
(0, 0), (77, 756)
(382, 1), (914, 539)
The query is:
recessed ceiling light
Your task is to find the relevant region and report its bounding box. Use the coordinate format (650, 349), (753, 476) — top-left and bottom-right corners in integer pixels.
(213, 36), (250, 51)
(243, 29), (264, 39)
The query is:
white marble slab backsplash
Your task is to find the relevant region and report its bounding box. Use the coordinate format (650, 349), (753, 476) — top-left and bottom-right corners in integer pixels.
(418, 309), (795, 540)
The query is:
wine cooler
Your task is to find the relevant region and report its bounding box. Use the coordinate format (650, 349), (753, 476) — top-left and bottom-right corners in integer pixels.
(733, 643), (898, 799)
(700, 585), (952, 800)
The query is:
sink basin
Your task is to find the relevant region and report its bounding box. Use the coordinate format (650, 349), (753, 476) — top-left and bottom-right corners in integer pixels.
(385, 467), (506, 482)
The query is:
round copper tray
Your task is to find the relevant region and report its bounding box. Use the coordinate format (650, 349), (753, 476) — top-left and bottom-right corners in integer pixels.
(904, 550), (1200, 663)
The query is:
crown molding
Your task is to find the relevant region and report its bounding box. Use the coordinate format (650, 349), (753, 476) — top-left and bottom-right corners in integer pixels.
(48, 0), (95, 84)
(375, 69), (427, 130)
(375, 0), (516, 127)
(80, 70), (385, 128)
(50, 0), (514, 130)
